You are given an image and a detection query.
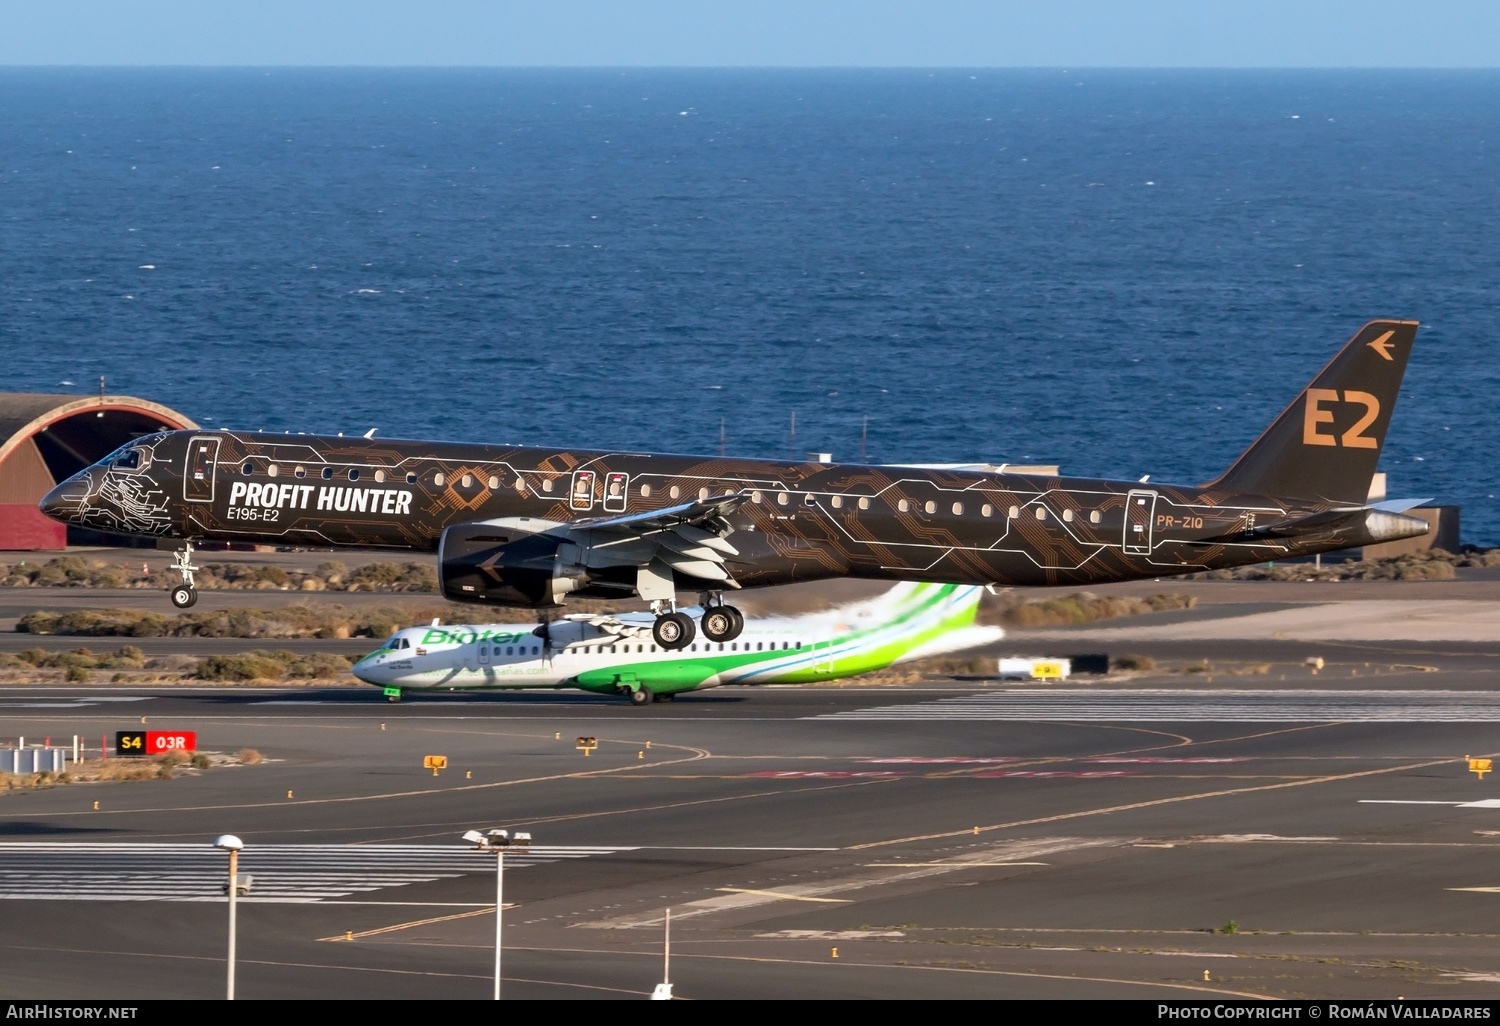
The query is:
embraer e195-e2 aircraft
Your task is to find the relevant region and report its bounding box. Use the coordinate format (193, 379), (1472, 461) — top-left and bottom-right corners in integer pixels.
(41, 321), (1429, 651)
(353, 582), (999, 705)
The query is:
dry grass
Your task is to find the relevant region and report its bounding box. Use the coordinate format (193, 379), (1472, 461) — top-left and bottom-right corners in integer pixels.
(0, 749), (261, 791)
(980, 592), (1195, 628)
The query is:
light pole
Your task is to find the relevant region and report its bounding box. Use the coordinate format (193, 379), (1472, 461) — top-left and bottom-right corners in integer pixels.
(213, 834), (244, 1000)
(463, 828), (531, 1000)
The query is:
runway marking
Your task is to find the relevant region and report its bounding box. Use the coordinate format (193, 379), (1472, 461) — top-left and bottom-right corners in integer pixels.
(863, 861), (1048, 868)
(813, 689), (1500, 722)
(849, 753), (1466, 851)
(322, 905), (498, 941)
(716, 887), (851, 903)
(0, 842), (633, 903)
(1362, 799), (1500, 809)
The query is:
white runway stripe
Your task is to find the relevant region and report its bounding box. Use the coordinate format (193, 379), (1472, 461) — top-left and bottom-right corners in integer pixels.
(0, 842), (635, 902)
(811, 689), (1500, 722)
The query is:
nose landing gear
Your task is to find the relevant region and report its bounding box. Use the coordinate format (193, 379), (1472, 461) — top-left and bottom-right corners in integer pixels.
(169, 542), (199, 608)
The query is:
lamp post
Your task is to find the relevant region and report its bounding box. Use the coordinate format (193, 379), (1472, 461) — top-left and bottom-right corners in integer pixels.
(212, 834), (244, 1000)
(463, 828), (531, 1000)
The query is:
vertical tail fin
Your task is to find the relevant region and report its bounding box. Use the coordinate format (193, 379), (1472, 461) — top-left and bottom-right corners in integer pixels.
(1205, 320), (1418, 504)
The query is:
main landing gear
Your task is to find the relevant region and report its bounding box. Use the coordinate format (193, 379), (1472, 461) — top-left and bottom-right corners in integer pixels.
(649, 594), (745, 650)
(169, 542), (200, 609)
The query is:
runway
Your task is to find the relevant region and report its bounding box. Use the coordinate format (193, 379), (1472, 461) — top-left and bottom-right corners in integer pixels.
(3, 574), (1500, 999)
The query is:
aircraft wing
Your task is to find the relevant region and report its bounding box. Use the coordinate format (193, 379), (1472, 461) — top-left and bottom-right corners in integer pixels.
(566, 491), (750, 586)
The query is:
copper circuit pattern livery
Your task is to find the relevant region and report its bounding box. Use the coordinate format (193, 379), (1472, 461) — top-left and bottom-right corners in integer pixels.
(40, 320), (1431, 651)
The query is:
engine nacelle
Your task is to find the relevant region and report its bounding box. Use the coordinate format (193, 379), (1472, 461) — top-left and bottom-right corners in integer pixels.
(438, 520), (588, 607)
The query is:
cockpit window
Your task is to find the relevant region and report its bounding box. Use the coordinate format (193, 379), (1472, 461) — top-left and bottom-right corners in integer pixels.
(112, 449), (142, 470)
(378, 635), (411, 651)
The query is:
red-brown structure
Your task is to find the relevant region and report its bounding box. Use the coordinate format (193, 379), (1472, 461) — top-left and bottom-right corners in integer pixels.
(0, 393), (196, 550)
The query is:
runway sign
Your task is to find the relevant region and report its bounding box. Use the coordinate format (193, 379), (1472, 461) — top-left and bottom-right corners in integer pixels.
(116, 731), (197, 756)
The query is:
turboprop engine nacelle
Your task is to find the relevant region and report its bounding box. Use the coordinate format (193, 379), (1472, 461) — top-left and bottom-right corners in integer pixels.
(438, 519), (588, 608)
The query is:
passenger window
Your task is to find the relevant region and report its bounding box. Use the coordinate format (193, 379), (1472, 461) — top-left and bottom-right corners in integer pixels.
(1090, 510), (1101, 524)
(981, 504), (993, 517)
(670, 486), (681, 499)
(751, 490), (761, 503)
(267, 464), (279, 478)
(374, 470), (386, 483)
(1008, 505), (1019, 518)
(488, 476), (499, 489)
(1063, 509), (1074, 522)
(542, 478), (554, 493)
(322, 467), (334, 480)
(776, 492), (788, 506)
(348, 469), (360, 481)
(924, 500), (936, 514)
(242, 462), (253, 476)
(830, 495), (843, 509)
(434, 472), (445, 486)
(406, 473), (417, 484)
(897, 499), (909, 512)
(699, 487), (710, 500)
(641, 484), (652, 498)
(858, 497), (870, 510)
(462, 474), (473, 488)
(506, 646), (514, 656)
(1035, 507), (1047, 520)
(295, 466), (307, 479)
(952, 502), (963, 515)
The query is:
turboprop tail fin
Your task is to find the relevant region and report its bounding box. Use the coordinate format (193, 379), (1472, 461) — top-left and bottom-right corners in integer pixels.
(1205, 320), (1417, 505)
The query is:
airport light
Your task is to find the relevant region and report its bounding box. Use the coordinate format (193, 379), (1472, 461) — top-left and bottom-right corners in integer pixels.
(463, 828), (532, 999)
(212, 834), (245, 1000)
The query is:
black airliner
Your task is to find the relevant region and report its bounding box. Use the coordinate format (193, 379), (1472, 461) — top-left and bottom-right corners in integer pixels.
(41, 320), (1429, 650)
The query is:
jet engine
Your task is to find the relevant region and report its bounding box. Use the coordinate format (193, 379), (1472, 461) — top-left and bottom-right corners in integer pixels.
(438, 520), (589, 607)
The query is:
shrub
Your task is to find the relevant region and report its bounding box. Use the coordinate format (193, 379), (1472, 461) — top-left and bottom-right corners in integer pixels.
(195, 654), (287, 681)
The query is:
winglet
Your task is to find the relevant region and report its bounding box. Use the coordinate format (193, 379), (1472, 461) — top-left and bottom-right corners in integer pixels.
(1205, 320), (1418, 504)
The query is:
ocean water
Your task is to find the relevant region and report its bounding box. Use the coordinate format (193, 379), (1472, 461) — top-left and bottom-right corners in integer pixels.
(3, 69), (1498, 541)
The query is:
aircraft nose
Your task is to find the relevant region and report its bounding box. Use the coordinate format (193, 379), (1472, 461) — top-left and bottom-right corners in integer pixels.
(38, 478), (83, 523)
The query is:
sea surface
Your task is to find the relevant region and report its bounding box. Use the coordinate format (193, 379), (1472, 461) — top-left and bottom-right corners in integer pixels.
(3, 69), (1498, 541)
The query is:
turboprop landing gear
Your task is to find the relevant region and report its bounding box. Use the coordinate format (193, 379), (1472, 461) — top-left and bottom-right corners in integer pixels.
(650, 601), (695, 650)
(628, 686), (655, 707)
(169, 542), (199, 608)
(700, 595), (744, 643)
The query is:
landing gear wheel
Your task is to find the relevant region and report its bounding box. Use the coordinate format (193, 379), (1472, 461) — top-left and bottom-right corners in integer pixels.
(652, 612), (696, 650)
(701, 605), (744, 643)
(170, 585), (198, 609)
(629, 687), (654, 706)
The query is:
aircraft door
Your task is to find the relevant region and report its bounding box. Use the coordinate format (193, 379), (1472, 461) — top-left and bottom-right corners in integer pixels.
(1123, 489), (1158, 555)
(184, 437), (220, 503)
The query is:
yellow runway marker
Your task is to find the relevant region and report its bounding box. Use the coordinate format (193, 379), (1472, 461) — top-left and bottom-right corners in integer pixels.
(863, 862), (1048, 868)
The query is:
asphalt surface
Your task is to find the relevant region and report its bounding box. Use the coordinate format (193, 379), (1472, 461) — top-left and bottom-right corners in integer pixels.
(3, 566), (1500, 999)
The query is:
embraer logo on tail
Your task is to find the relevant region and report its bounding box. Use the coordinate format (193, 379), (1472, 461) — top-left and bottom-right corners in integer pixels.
(1366, 330), (1396, 361)
(1302, 388), (1380, 449)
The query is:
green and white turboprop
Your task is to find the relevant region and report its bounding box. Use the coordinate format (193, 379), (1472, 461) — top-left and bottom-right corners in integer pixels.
(353, 582), (1000, 706)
